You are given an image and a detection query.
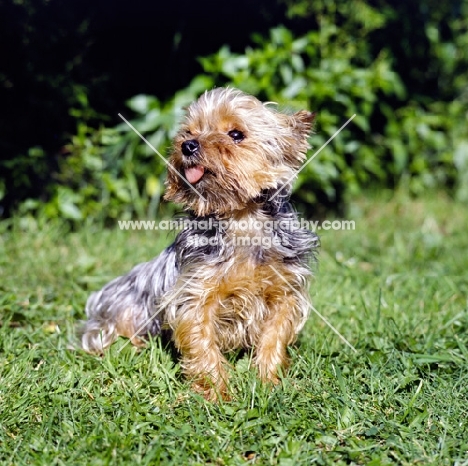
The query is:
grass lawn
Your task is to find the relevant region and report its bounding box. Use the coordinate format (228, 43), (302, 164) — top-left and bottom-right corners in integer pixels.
(0, 191), (467, 465)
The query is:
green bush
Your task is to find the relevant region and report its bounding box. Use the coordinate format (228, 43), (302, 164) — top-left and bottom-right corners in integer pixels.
(384, 100), (467, 195)
(19, 0), (468, 221)
(25, 31), (402, 219)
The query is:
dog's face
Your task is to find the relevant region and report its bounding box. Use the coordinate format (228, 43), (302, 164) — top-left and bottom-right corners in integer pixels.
(164, 88), (315, 217)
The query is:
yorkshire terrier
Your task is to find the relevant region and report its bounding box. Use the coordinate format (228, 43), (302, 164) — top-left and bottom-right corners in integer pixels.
(82, 88), (318, 400)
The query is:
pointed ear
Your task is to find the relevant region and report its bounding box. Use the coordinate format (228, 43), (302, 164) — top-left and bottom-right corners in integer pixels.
(292, 110), (316, 136)
(280, 110), (315, 168)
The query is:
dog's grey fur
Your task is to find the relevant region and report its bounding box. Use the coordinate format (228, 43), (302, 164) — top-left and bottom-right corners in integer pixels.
(81, 192), (318, 353)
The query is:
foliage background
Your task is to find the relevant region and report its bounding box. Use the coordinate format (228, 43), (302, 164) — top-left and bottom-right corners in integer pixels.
(0, 0), (467, 220)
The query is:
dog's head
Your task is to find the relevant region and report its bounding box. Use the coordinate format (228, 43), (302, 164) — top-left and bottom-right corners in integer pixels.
(164, 87), (315, 217)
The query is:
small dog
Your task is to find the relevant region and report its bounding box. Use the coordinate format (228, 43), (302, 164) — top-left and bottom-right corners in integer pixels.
(82, 88), (318, 400)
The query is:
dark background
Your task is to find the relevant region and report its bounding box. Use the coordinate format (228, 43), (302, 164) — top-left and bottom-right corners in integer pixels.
(0, 0), (466, 217)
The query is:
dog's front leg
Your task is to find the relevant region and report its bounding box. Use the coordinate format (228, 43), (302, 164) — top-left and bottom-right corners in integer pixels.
(172, 301), (229, 401)
(254, 292), (304, 384)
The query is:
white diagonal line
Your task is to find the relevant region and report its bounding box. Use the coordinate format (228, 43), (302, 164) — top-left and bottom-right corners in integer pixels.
(118, 113), (207, 201)
(117, 273), (198, 353)
(269, 114), (356, 202)
(307, 302), (357, 353)
(268, 264), (357, 353)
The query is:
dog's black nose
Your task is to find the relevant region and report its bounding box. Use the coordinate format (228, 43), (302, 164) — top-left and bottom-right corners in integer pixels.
(181, 139), (200, 157)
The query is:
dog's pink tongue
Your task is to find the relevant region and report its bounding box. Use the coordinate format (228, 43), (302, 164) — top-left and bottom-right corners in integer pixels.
(185, 166), (205, 184)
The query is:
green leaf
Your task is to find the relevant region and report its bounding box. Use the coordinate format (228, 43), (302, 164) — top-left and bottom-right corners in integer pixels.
(126, 95), (159, 114)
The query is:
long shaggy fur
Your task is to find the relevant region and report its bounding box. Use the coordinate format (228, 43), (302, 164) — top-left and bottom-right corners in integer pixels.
(81, 87), (318, 400)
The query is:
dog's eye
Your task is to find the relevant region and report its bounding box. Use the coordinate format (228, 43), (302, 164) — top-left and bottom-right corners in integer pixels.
(228, 129), (245, 143)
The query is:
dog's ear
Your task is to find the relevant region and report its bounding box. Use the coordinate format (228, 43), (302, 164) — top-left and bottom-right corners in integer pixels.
(281, 110), (315, 168)
(292, 110), (316, 138)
